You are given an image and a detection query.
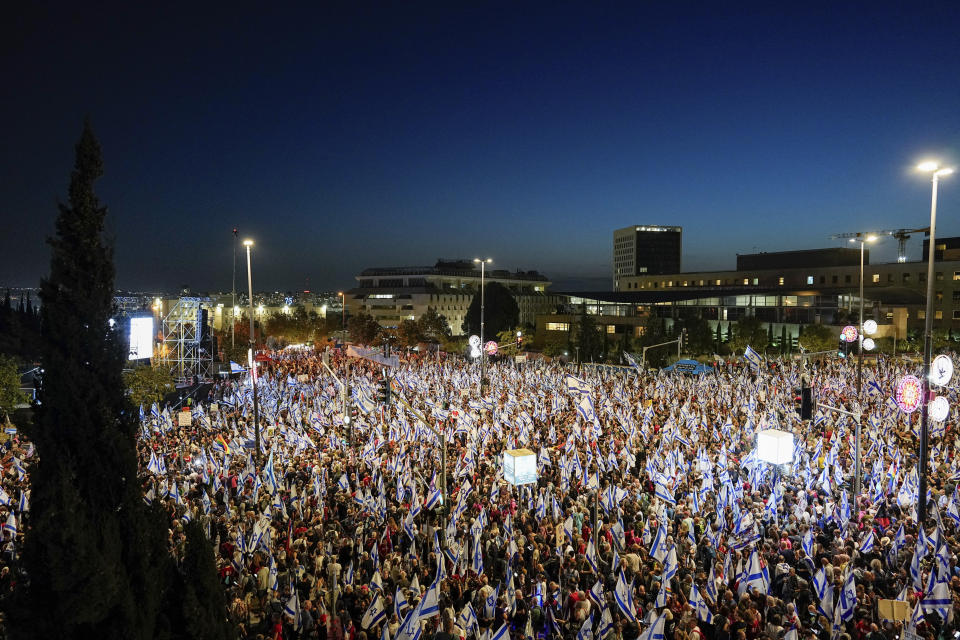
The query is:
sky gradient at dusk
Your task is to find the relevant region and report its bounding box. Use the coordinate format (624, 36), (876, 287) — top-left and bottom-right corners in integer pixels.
(2, 3), (959, 292)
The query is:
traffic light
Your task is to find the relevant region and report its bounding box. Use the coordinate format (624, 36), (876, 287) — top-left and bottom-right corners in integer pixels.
(378, 377), (392, 405)
(516, 331), (522, 349)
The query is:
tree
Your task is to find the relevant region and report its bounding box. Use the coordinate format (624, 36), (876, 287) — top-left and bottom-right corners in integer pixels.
(728, 316), (767, 354)
(347, 312), (381, 344)
(574, 305), (604, 362)
(0, 355), (27, 421)
(462, 282), (519, 338)
(677, 312), (713, 356)
(799, 324), (836, 353)
(164, 521), (235, 640)
(396, 319), (423, 348)
(124, 364), (175, 409)
(418, 307), (452, 343)
(10, 121), (230, 639)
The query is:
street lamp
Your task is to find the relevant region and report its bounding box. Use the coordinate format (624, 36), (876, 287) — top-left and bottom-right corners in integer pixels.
(848, 232), (878, 497)
(243, 239), (262, 469)
(917, 161), (954, 523)
(338, 291), (346, 341)
(473, 258), (492, 393)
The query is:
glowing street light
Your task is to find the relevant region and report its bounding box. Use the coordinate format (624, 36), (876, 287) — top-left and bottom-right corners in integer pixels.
(473, 258), (493, 393)
(916, 160), (954, 523)
(243, 238), (261, 467)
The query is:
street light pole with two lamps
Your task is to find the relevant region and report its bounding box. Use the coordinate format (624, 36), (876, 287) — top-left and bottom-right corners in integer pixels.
(917, 160), (954, 523)
(473, 258), (492, 393)
(243, 239), (262, 469)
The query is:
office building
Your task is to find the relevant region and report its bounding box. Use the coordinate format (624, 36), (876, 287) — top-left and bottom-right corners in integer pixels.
(613, 225), (682, 288)
(346, 259), (562, 334)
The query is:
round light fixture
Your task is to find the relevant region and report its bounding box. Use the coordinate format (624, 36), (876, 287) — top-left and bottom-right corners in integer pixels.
(863, 319), (877, 335)
(930, 354), (954, 387)
(929, 396), (950, 422)
(862, 338), (875, 351)
(896, 376), (923, 414)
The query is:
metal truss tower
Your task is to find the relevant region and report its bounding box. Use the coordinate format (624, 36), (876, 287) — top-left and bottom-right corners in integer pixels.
(159, 296), (213, 384)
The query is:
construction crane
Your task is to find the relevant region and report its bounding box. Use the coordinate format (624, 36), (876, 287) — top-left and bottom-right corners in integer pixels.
(831, 227), (929, 263)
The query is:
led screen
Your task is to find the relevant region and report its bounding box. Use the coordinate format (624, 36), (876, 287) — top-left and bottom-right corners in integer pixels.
(128, 317), (154, 360)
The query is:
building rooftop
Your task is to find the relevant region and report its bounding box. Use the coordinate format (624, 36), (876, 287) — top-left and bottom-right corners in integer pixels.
(359, 259), (549, 282)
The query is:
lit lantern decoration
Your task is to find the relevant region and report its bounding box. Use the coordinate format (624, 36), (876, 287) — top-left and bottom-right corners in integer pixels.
(896, 375), (923, 414)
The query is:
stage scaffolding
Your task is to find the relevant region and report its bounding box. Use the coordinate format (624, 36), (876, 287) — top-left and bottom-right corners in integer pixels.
(159, 296), (213, 384)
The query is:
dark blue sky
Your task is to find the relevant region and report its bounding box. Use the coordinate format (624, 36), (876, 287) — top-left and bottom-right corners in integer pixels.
(2, 2), (959, 292)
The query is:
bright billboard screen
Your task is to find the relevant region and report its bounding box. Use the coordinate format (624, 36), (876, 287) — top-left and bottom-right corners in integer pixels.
(128, 317), (154, 360)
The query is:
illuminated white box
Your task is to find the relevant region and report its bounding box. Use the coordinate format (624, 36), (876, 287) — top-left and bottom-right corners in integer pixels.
(503, 448), (537, 486)
(128, 317), (154, 360)
(757, 429), (794, 465)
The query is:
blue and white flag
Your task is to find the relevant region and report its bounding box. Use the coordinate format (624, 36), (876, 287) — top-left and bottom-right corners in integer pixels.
(614, 570), (636, 623)
(363, 593), (388, 629)
(649, 525), (668, 563)
(688, 584), (714, 624)
(743, 345), (763, 369)
(638, 612), (666, 640)
(564, 374), (592, 396)
(490, 623), (509, 640)
(858, 529), (875, 554)
(741, 548), (769, 595)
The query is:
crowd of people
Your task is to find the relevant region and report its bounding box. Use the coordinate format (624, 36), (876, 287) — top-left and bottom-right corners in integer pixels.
(3, 346), (960, 640)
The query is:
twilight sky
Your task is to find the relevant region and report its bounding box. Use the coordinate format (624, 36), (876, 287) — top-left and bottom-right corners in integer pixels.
(2, 2), (959, 293)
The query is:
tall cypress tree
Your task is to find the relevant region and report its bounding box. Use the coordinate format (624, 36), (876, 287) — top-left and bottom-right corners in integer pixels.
(10, 121), (174, 638)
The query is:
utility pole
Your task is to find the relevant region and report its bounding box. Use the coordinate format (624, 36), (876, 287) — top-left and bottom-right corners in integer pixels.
(232, 227), (237, 351)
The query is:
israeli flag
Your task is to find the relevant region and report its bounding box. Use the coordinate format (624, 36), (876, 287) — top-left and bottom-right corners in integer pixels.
(490, 623), (509, 640)
(588, 579), (604, 608)
(742, 548), (769, 594)
(858, 529), (875, 554)
(649, 525), (667, 563)
(597, 605), (615, 640)
(576, 613), (594, 640)
(564, 374), (592, 395)
(743, 345), (763, 369)
(577, 394), (597, 424)
(614, 569), (636, 622)
(688, 584), (714, 624)
(637, 612), (666, 640)
(3, 513), (16, 538)
(363, 593), (388, 629)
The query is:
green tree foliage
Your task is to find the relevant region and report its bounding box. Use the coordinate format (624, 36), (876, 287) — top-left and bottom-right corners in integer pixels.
(0, 288), (42, 360)
(574, 305), (604, 362)
(462, 282), (520, 338)
(347, 311), (382, 344)
(798, 323), (837, 353)
(396, 319), (423, 348)
(164, 522), (235, 640)
(676, 312), (713, 356)
(637, 312), (670, 368)
(215, 314), (263, 365)
(417, 307), (452, 343)
(11, 121), (231, 639)
(542, 332), (569, 357)
(124, 364), (175, 409)
(728, 316), (768, 354)
(0, 355), (27, 421)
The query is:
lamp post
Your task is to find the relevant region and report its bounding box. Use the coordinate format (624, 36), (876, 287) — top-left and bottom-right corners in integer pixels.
(849, 233), (877, 497)
(232, 227), (238, 350)
(473, 258), (492, 392)
(338, 291), (346, 341)
(243, 239), (262, 469)
(917, 161), (954, 523)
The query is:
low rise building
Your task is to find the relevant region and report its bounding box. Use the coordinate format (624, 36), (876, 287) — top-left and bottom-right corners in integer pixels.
(346, 259), (562, 334)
